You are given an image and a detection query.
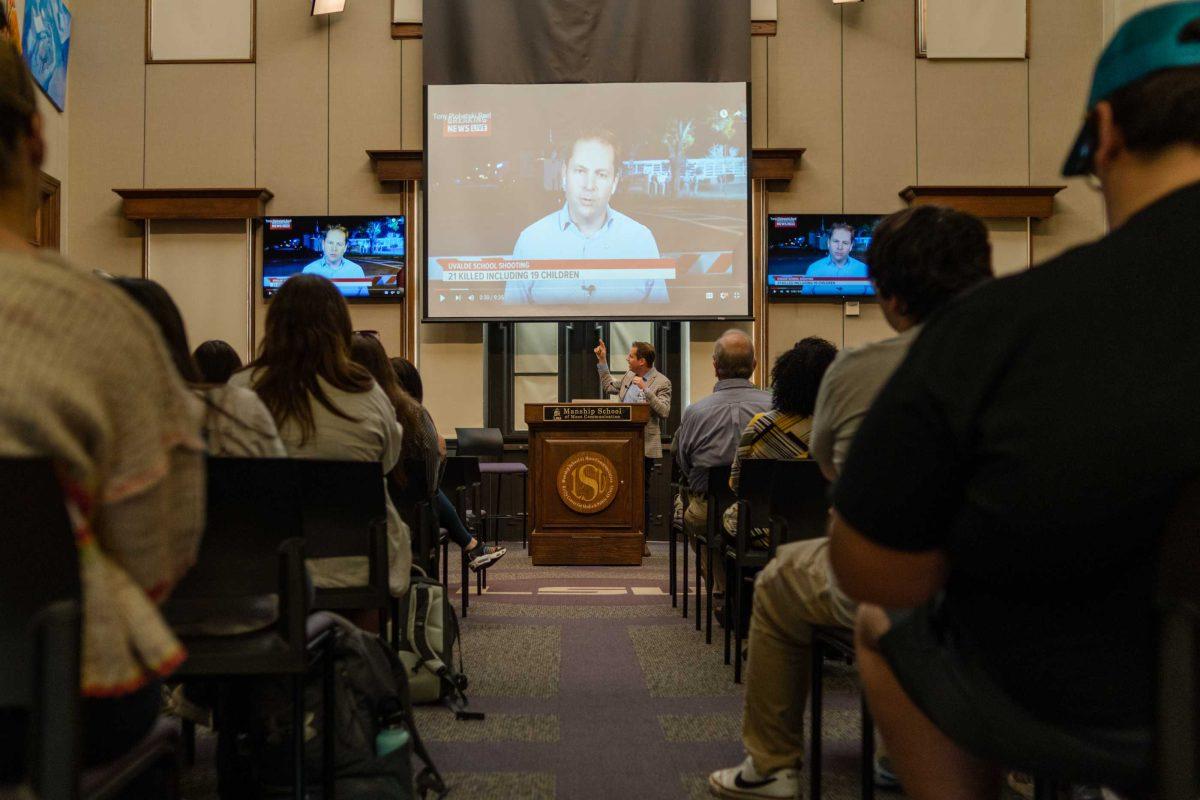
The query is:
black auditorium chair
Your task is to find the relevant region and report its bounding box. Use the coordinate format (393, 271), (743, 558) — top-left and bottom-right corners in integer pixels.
(697, 464), (735, 646)
(810, 627), (876, 800)
(300, 459), (393, 645)
(163, 457), (337, 800)
(456, 427), (528, 549)
(668, 454), (685, 612)
(1158, 477), (1200, 800)
(441, 456), (485, 618)
(765, 459), (830, 559)
(723, 458), (778, 682)
(1, 457), (181, 800)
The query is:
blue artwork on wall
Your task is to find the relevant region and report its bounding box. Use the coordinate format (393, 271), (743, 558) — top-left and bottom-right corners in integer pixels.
(22, 0), (70, 111)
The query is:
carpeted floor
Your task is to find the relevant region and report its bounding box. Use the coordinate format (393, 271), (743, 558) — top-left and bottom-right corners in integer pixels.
(414, 541), (894, 800)
(179, 541), (897, 799)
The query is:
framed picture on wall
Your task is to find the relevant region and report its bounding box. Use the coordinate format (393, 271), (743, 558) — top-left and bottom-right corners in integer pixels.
(22, 0), (70, 110)
(146, 0), (256, 64)
(916, 0), (1030, 59)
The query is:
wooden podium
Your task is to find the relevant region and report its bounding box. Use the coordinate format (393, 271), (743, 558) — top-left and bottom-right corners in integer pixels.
(525, 402), (649, 566)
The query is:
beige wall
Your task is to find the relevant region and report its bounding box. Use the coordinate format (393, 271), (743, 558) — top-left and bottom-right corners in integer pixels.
(66, 0), (1112, 429)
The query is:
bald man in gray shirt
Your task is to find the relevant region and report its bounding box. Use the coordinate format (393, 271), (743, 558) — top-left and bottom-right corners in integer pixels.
(675, 329), (772, 594)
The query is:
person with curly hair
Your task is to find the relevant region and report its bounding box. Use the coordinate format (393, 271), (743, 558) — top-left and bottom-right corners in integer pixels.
(720, 336), (839, 548)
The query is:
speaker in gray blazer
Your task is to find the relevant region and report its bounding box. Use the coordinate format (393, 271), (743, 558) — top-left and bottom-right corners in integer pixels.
(594, 338), (672, 459)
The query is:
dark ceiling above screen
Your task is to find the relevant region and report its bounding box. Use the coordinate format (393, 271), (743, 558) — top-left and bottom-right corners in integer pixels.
(422, 0), (750, 85)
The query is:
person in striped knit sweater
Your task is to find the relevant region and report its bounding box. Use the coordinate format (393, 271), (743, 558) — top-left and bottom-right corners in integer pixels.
(722, 336), (839, 549)
(0, 42), (205, 784)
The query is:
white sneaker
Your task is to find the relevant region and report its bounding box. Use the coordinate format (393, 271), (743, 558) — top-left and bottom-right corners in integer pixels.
(469, 545), (507, 572)
(708, 756), (800, 799)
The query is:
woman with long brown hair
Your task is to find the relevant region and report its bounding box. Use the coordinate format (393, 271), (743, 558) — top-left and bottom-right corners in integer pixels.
(352, 335), (505, 571)
(230, 274), (410, 595)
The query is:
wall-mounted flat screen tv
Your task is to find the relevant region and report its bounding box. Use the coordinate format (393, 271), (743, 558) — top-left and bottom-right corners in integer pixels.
(262, 215), (405, 301)
(766, 214), (882, 300)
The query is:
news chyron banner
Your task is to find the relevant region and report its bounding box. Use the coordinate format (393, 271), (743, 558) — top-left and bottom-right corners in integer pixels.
(425, 81), (751, 320)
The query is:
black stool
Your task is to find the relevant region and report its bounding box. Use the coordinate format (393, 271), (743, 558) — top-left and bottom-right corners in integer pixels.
(456, 427), (528, 549)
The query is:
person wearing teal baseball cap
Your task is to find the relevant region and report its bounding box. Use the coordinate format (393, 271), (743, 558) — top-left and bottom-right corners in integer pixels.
(823, 4), (1200, 800)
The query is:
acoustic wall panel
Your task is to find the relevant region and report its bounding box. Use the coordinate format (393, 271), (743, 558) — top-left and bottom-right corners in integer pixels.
(767, 1), (843, 211)
(916, 59), (1028, 185)
(330, 0), (402, 213)
(145, 64), (255, 187)
(147, 220), (253, 361)
(256, 3), (328, 215)
(1030, 0), (1106, 262)
(842, 0), (916, 214)
(67, 0), (145, 274)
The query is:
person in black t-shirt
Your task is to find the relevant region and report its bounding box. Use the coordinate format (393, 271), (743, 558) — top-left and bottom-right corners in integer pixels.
(828, 5), (1200, 798)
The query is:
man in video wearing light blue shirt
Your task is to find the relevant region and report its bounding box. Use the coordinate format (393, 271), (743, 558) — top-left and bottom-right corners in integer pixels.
(801, 221), (871, 296)
(504, 130), (667, 305)
(301, 224), (369, 297)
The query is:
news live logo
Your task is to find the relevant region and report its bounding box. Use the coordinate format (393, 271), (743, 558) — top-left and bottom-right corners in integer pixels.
(267, 218), (293, 231)
(433, 111), (492, 138)
(772, 216), (799, 229)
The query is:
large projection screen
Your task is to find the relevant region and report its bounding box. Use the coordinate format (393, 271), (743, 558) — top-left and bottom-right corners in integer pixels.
(425, 82), (751, 321)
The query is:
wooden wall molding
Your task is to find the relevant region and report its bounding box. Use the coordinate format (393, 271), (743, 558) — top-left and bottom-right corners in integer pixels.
(367, 150), (424, 182)
(749, 148), (805, 181)
(394, 21), (778, 39)
(899, 185), (1065, 219)
(114, 188), (274, 220)
(368, 148), (805, 184)
(33, 172), (61, 250)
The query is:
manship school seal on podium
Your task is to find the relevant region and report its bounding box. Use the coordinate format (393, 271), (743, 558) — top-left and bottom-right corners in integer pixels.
(556, 451), (619, 514)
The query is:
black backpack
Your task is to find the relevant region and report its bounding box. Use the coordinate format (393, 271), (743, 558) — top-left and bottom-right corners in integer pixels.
(231, 616), (447, 799)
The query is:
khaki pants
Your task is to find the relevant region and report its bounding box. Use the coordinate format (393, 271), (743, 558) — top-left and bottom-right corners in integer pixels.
(742, 537), (857, 775)
(683, 495), (726, 595)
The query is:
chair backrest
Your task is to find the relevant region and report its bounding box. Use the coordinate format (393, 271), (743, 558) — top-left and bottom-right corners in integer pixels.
(166, 458), (309, 650)
(0, 458), (80, 707)
(734, 459), (778, 556)
(767, 459), (830, 557)
(440, 455), (482, 493)
(1157, 476), (1200, 800)
(455, 427), (504, 460)
(297, 459), (386, 559)
(704, 464), (736, 506)
(0, 458), (81, 799)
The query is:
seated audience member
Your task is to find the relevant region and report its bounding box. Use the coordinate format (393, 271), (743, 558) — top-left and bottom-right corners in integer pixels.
(0, 44), (204, 782)
(391, 355), (507, 571)
(192, 339), (243, 385)
(113, 279), (285, 459)
(675, 329), (772, 596)
(708, 205), (993, 799)
(829, 8), (1200, 798)
(230, 274), (411, 596)
(722, 336), (838, 546)
(354, 339), (505, 571)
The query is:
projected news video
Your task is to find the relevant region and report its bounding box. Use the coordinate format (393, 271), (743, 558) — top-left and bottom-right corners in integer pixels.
(425, 82), (750, 320)
(766, 214), (881, 300)
(262, 216), (405, 301)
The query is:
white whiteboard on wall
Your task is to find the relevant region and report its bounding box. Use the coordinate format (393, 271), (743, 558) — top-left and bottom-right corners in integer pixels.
(148, 0), (256, 63)
(924, 0), (1027, 59)
(393, 0), (420, 24)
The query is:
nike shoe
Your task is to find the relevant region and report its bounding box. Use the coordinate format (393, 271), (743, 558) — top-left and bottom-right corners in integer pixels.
(874, 755), (902, 791)
(468, 545), (507, 572)
(708, 756), (799, 799)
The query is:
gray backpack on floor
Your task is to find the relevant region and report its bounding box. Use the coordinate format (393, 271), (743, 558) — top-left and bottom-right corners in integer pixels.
(395, 571), (469, 707)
